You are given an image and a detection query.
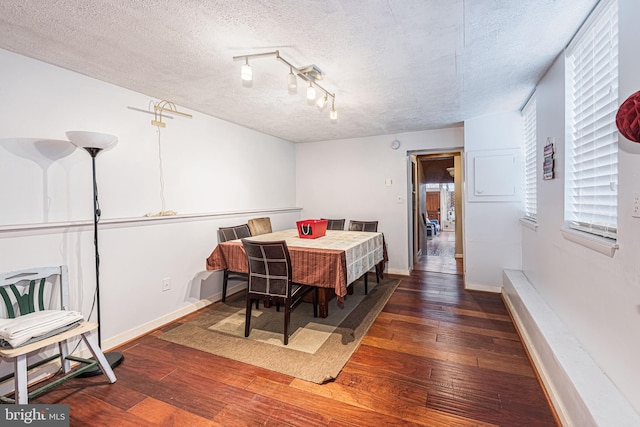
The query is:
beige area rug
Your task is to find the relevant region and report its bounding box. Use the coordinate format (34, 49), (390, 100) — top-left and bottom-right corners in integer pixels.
(160, 276), (400, 383)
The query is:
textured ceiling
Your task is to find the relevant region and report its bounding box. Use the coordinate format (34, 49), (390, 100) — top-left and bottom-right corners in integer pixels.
(0, 0), (597, 143)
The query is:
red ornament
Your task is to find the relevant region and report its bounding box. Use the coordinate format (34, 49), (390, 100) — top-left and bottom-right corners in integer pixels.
(616, 90), (640, 142)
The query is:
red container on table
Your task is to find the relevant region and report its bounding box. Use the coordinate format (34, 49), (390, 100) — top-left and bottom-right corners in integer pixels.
(296, 219), (329, 239)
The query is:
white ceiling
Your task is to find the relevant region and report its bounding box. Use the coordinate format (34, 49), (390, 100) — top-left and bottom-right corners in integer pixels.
(0, 0), (597, 143)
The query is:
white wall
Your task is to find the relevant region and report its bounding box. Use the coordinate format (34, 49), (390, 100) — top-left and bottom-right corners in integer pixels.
(295, 128), (463, 275)
(463, 112), (524, 291)
(521, 0), (640, 413)
(0, 48), (299, 358)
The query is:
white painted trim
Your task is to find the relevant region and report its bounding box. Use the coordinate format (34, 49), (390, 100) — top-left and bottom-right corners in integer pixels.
(560, 227), (618, 257)
(102, 297), (216, 351)
(387, 268), (410, 276)
(502, 269), (640, 427)
(519, 218), (538, 231)
(0, 207), (303, 235)
(464, 280), (502, 293)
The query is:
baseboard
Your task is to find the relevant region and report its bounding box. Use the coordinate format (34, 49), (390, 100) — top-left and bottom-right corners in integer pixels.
(387, 267), (410, 276)
(464, 280), (501, 293)
(103, 297), (216, 351)
(502, 269), (640, 427)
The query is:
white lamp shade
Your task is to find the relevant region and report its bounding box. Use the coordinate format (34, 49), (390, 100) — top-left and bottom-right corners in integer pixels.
(66, 131), (118, 150)
(288, 72), (297, 89)
(241, 63), (252, 81)
(307, 85), (316, 100)
(316, 96), (327, 111)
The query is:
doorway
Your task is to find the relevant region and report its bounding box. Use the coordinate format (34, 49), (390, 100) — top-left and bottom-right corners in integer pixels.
(411, 152), (463, 275)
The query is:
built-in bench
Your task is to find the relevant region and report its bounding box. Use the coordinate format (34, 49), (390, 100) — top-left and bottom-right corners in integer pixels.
(502, 269), (640, 427)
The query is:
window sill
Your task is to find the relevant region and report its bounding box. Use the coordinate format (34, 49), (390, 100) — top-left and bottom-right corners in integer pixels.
(520, 218), (538, 231)
(561, 228), (618, 257)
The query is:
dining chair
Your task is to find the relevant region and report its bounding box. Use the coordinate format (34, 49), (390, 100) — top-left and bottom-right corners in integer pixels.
(0, 266), (116, 404)
(348, 220), (379, 232)
(247, 217), (272, 236)
(241, 239), (317, 345)
(322, 218), (345, 230)
(348, 220), (380, 293)
(217, 224), (252, 302)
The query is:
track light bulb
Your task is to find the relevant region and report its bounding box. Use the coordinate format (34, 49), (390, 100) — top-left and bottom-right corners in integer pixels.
(316, 95), (328, 111)
(288, 67), (297, 89)
(330, 99), (337, 121)
(307, 82), (316, 100)
(241, 58), (252, 82)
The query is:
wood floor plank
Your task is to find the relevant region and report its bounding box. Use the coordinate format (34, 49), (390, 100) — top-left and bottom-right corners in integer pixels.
(290, 377), (499, 427)
(427, 363), (556, 425)
(67, 394), (155, 427)
(366, 321), (439, 343)
(252, 376), (495, 427)
(360, 335), (480, 367)
(128, 397), (221, 426)
(376, 310), (440, 328)
(336, 363), (431, 406)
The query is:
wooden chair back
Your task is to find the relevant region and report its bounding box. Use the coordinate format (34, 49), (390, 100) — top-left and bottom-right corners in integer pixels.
(247, 217), (272, 236)
(348, 220), (378, 232)
(243, 239), (292, 297)
(0, 266), (68, 319)
(323, 218), (345, 230)
(218, 224), (251, 243)
(217, 224), (252, 302)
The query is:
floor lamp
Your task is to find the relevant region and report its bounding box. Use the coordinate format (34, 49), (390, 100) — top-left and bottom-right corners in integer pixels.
(66, 131), (124, 375)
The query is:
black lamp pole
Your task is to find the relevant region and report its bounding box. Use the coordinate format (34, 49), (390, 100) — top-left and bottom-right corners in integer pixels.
(79, 147), (124, 376)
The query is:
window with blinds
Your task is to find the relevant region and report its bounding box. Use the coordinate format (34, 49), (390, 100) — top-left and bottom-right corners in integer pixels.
(522, 94), (537, 221)
(565, 0), (618, 240)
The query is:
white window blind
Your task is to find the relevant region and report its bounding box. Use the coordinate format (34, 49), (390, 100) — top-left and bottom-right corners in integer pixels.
(522, 94), (537, 221)
(565, 0), (618, 240)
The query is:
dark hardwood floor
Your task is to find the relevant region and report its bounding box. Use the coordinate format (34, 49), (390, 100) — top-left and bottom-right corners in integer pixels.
(27, 267), (559, 426)
(420, 230), (463, 275)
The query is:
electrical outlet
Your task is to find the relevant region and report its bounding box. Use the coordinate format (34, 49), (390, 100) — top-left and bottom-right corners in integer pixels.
(162, 277), (171, 292)
(633, 194), (640, 218)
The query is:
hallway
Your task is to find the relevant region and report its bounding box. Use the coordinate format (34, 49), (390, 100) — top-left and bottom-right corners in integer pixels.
(416, 230), (462, 275)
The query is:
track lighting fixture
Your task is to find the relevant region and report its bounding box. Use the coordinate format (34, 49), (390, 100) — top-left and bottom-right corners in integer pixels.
(233, 50), (337, 122)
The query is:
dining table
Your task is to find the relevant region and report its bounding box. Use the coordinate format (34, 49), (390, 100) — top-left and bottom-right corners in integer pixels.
(206, 229), (386, 318)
